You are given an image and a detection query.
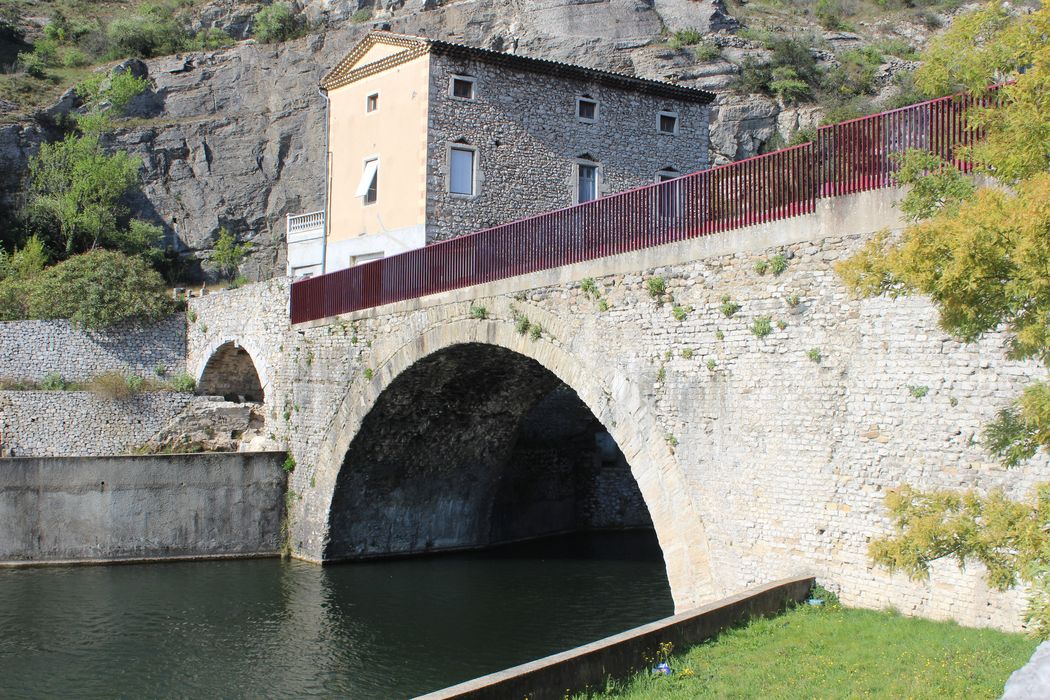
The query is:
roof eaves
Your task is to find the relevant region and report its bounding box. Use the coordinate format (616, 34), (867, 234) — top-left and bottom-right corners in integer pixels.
(427, 40), (715, 104)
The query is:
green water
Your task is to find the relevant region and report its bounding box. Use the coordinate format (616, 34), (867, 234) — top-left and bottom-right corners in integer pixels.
(0, 531), (673, 698)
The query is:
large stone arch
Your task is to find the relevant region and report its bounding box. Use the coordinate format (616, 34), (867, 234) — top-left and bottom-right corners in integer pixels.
(296, 307), (720, 611)
(194, 339), (269, 403)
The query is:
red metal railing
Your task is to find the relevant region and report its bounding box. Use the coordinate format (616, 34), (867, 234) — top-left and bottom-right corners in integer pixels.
(291, 89), (991, 324)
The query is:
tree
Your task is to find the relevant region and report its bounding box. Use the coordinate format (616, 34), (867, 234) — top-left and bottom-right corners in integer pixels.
(835, 4), (1050, 638)
(210, 227), (252, 280)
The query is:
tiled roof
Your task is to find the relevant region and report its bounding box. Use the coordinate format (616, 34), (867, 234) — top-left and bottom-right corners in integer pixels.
(320, 31), (715, 104)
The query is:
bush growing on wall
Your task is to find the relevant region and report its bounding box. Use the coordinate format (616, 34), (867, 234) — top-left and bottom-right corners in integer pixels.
(13, 249), (175, 329)
(253, 3), (303, 43)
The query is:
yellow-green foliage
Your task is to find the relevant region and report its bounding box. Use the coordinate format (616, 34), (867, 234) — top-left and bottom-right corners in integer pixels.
(916, 4), (1050, 182)
(870, 484), (1050, 639)
(837, 3), (1050, 638)
(838, 174), (1050, 364)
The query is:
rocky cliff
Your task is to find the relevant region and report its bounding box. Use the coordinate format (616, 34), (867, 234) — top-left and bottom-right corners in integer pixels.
(0, 0), (948, 280)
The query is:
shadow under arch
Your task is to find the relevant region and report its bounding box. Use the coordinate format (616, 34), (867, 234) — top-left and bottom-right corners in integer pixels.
(305, 318), (719, 611)
(196, 340), (266, 403)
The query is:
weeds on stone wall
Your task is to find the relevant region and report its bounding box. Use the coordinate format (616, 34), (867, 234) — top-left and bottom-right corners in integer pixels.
(598, 298), (610, 312)
(673, 305), (693, 322)
(580, 278), (600, 299)
(808, 348), (823, 364)
(529, 324), (542, 341)
(776, 319), (788, 331)
(363, 368), (374, 381)
(908, 385), (929, 399)
(469, 305), (488, 319)
(715, 329), (725, 340)
(770, 253), (789, 275)
(751, 316), (773, 338)
(682, 348), (694, 360)
(282, 455), (296, 473)
(786, 294), (802, 308)
(647, 276), (667, 299)
(754, 259), (770, 275)
(720, 296), (741, 318)
(706, 358), (717, 371)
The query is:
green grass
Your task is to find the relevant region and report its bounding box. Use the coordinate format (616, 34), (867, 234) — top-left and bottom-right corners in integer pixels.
(580, 603), (1036, 699)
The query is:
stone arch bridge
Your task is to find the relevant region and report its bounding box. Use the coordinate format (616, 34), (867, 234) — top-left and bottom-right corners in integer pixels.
(188, 189), (1049, 631)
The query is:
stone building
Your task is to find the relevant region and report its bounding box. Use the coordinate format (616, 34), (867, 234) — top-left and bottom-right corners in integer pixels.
(286, 30), (715, 278)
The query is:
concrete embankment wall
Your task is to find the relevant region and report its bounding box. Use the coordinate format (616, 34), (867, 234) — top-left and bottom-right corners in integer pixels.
(0, 452), (286, 564)
(421, 576), (814, 700)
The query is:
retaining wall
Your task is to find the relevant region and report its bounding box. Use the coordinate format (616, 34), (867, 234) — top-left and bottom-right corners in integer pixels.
(0, 452), (287, 563)
(0, 391), (198, 457)
(0, 315), (186, 382)
(420, 576), (814, 700)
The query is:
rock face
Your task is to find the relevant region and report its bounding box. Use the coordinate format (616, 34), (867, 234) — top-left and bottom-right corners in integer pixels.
(0, 0), (931, 279)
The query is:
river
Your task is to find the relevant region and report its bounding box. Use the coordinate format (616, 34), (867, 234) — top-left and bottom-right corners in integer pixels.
(0, 531), (673, 698)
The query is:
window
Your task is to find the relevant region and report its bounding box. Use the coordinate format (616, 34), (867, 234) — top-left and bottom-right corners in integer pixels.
(450, 76), (475, 100)
(658, 111), (679, 135)
(351, 252), (384, 266)
(576, 96), (598, 122)
(449, 146), (476, 196)
(356, 158), (379, 204)
(366, 93), (378, 112)
(657, 169), (681, 218)
(577, 163), (598, 203)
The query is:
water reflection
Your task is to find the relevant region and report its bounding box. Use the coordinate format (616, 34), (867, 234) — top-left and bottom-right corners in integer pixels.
(0, 531), (672, 698)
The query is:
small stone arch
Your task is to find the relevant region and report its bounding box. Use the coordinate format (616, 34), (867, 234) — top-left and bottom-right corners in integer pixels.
(196, 340), (266, 403)
(297, 306), (721, 612)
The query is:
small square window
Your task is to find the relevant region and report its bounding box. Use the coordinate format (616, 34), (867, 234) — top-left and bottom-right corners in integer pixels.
(451, 76), (475, 100)
(659, 112), (679, 135)
(366, 93), (378, 112)
(577, 97), (597, 122)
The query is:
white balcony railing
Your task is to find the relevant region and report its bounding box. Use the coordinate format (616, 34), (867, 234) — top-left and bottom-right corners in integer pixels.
(286, 211), (325, 241)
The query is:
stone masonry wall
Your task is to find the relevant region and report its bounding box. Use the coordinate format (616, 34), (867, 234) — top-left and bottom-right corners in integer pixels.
(189, 189), (1050, 632)
(0, 391), (197, 457)
(0, 316), (186, 382)
(425, 52), (710, 242)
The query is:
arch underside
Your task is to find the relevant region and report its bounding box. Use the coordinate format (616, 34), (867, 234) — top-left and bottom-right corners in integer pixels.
(197, 342), (265, 403)
(325, 343), (652, 560)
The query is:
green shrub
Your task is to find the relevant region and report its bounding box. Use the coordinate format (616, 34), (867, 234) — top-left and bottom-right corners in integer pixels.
(647, 276), (666, 298)
(188, 27), (234, 51)
(580, 277), (599, 298)
(529, 323), (542, 341)
(715, 329), (725, 340)
(17, 50), (49, 78)
(754, 259), (769, 275)
(169, 372), (196, 392)
(598, 298), (610, 312)
(24, 250), (175, 329)
(694, 41), (721, 62)
(669, 28), (703, 50)
(770, 253), (788, 275)
(706, 358), (717, 371)
(751, 316), (773, 338)
(515, 315), (531, 335)
(126, 374), (144, 392)
(282, 454), (296, 473)
(469, 305), (488, 319)
(351, 8), (373, 23)
(672, 304), (693, 321)
(909, 385), (929, 399)
(105, 13), (188, 59)
(40, 372), (67, 390)
(816, 0), (852, 30)
(769, 66), (810, 104)
(253, 2), (302, 43)
(808, 347), (823, 363)
(363, 368), (374, 380)
(681, 348), (694, 359)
